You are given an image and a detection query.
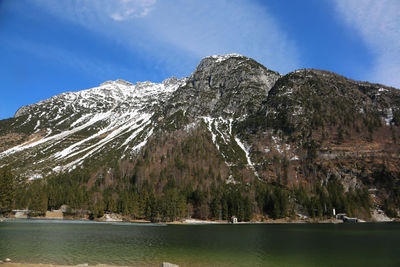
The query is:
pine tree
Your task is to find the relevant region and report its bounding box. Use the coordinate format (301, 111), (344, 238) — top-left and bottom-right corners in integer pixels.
(0, 167), (15, 214)
(28, 181), (48, 215)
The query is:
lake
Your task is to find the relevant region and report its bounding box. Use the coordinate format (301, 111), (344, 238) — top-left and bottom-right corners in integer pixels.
(1, 219), (400, 266)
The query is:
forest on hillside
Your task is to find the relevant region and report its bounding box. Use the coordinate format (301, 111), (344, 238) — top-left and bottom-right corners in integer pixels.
(0, 164), (378, 222)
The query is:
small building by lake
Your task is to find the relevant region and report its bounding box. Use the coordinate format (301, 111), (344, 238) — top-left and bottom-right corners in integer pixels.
(336, 213), (347, 220)
(336, 213), (358, 223)
(231, 216), (238, 224)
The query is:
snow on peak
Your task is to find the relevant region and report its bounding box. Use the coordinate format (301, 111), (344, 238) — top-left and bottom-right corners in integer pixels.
(195, 54), (248, 72)
(135, 81), (154, 87)
(14, 75), (188, 120)
(206, 53), (246, 63)
(100, 80), (115, 86)
(100, 79), (133, 87)
(3, 76), (190, 174)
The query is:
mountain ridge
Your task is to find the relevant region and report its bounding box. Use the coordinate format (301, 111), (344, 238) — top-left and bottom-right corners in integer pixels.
(1, 53), (399, 178)
(1, 53), (400, 221)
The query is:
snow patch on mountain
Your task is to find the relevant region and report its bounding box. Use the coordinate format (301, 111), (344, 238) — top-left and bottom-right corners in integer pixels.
(201, 116), (260, 179)
(234, 136), (260, 179)
(0, 111), (112, 159)
(121, 114), (152, 148)
(131, 127), (154, 153)
(202, 117), (218, 149)
(384, 108), (393, 126)
(70, 114), (92, 128)
(28, 174), (43, 181)
(34, 120), (41, 130)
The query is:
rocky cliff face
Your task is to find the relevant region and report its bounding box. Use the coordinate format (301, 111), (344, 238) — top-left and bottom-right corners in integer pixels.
(166, 54), (280, 119)
(1, 54), (400, 218)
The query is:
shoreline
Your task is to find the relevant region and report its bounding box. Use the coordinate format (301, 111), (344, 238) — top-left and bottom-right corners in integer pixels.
(0, 216), (341, 224)
(2, 216), (397, 224)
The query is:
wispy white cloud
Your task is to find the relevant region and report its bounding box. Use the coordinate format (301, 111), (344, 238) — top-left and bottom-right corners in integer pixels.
(108, 0), (157, 21)
(33, 0), (156, 22)
(32, 0), (299, 75)
(334, 0), (400, 88)
(147, 0), (299, 73)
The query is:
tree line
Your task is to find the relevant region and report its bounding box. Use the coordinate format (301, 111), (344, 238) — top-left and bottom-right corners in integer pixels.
(1, 166), (376, 222)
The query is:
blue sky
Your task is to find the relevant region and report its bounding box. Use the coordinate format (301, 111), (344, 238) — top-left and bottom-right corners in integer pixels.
(1, 0), (399, 119)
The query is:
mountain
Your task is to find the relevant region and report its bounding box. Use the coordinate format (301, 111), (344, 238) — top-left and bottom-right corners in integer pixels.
(1, 54), (399, 221)
(0, 77), (185, 177)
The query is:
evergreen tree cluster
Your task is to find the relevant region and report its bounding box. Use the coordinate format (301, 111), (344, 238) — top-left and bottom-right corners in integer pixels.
(5, 166), (377, 222)
(0, 167), (15, 213)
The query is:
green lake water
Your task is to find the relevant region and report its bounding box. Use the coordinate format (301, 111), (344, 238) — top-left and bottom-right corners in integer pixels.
(1, 219), (400, 266)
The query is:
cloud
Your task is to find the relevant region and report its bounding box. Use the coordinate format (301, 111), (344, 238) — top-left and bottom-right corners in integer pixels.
(33, 0), (156, 22)
(32, 0), (299, 75)
(334, 0), (400, 88)
(147, 0), (299, 72)
(108, 0), (157, 21)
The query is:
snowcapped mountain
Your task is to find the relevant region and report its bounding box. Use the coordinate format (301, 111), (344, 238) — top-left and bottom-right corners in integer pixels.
(0, 75), (186, 179)
(0, 53), (400, 193)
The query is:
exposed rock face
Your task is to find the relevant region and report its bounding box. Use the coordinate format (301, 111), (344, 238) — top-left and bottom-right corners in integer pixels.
(371, 209), (393, 222)
(166, 54), (280, 119)
(14, 105), (32, 118)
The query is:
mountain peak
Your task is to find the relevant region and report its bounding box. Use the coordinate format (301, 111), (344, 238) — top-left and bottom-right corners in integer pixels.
(195, 53), (248, 72)
(100, 79), (133, 87)
(205, 53), (246, 62)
